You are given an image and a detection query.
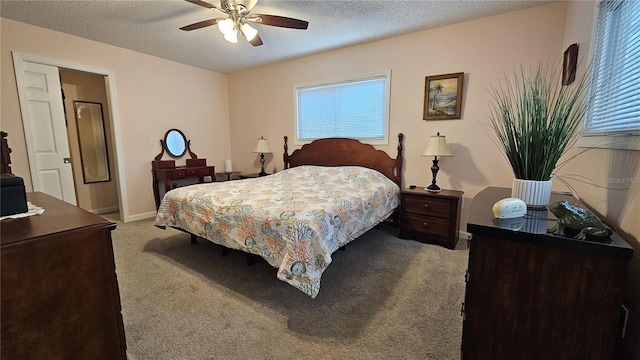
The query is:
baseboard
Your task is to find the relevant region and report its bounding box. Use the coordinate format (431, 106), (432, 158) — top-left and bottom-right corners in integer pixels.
(89, 206), (119, 215)
(125, 211), (157, 223)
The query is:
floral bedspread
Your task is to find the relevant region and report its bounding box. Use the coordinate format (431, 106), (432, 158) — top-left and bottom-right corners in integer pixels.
(154, 165), (400, 298)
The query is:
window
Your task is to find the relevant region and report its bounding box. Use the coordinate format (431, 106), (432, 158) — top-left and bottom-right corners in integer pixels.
(295, 71), (390, 145)
(582, 0), (640, 148)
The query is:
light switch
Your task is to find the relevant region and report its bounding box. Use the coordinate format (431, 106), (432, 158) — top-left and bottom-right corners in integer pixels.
(149, 138), (155, 146)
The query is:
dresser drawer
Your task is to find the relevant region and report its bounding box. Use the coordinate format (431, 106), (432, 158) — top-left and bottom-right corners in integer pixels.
(403, 194), (451, 217)
(402, 213), (451, 238)
(186, 158), (207, 167)
(172, 169), (186, 179)
(198, 167), (213, 176)
(186, 168), (200, 177)
(152, 160), (175, 169)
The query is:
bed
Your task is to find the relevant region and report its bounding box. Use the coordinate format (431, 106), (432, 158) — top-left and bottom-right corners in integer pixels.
(154, 134), (404, 298)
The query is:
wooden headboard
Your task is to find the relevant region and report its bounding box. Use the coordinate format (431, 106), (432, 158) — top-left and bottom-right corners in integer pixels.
(283, 133), (404, 187)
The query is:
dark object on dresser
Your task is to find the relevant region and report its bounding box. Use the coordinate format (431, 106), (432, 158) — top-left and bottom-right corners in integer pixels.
(548, 200), (614, 241)
(399, 188), (463, 249)
(461, 187), (632, 360)
(1, 192), (127, 360)
(1, 131), (13, 174)
(0, 174), (28, 216)
(0, 131), (27, 216)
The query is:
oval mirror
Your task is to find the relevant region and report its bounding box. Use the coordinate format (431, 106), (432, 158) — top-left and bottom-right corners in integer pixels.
(164, 129), (187, 158)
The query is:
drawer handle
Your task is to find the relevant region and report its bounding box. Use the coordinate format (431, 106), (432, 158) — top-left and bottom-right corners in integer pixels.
(423, 222), (429, 228)
(424, 203), (429, 208)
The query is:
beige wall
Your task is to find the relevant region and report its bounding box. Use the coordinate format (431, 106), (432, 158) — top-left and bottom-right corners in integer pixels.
(228, 2), (570, 227)
(60, 68), (119, 214)
(228, 2), (639, 356)
(562, 2), (640, 358)
(2, 3), (638, 355)
(1, 18), (231, 221)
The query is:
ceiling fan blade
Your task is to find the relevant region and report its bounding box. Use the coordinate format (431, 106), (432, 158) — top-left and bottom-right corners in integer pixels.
(180, 19), (219, 31)
(249, 33), (263, 46)
(252, 14), (308, 29)
(184, 0), (215, 9)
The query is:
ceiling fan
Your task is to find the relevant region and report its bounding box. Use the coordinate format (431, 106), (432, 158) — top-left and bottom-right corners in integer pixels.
(180, 0), (309, 47)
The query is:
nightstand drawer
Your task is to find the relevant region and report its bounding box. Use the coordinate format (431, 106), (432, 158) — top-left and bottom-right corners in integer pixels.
(403, 195), (451, 217)
(399, 188), (463, 249)
(402, 213), (451, 237)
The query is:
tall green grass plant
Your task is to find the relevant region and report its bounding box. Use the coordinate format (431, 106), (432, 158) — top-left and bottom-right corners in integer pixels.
(486, 62), (589, 181)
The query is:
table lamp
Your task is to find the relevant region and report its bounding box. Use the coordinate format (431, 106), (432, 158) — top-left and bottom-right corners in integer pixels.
(421, 132), (453, 192)
(252, 136), (272, 177)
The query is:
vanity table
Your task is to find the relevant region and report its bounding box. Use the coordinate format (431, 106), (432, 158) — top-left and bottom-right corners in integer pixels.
(461, 187), (632, 360)
(152, 129), (215, 210)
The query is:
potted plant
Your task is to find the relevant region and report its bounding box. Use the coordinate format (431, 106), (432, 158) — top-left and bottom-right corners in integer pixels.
(486, 61), (589, 208)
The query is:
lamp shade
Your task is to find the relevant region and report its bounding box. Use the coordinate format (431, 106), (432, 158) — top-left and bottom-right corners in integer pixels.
(253, 137), (272, 154)
(421, 133), (453, 157)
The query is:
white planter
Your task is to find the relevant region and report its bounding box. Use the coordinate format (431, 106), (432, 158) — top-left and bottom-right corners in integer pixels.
(511, 178), (552, 209)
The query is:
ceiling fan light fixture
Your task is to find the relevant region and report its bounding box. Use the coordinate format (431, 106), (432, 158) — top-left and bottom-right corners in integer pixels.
(223, 29), (238, 43)
(240, 22), (258, 41)
(217, 18), (235, 35)
(182, 0), (309, 47)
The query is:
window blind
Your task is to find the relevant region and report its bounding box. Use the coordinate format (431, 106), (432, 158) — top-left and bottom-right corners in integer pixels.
(296, 73), (389, 144)
(585, 0), (640, 134)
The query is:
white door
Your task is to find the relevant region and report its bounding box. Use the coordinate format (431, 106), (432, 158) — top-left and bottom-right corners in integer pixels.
(14, 59), (77, 205)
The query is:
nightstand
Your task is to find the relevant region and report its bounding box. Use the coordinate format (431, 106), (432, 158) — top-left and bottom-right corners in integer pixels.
(399, 187), (463, 249)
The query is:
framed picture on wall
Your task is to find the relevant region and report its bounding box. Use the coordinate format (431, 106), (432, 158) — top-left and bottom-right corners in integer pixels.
(562, 43), (579, 85)
(423, 72), (464, 120)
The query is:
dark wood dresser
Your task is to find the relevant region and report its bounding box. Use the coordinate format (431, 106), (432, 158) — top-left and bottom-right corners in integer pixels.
(1, 192), (127, 360)
(461, 187), (632, 360)
(399, 188), (463, 249)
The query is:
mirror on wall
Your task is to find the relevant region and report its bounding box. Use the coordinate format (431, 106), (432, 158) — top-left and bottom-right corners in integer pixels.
(73, 101), (111, 183)
(164, 129), (187, 158)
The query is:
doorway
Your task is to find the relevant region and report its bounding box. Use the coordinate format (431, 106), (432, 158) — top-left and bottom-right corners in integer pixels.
(12, 52), (128, 221)
(60, 69), (119, 215)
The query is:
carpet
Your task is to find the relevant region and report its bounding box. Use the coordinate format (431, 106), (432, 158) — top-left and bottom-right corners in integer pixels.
(107, 215), (469, 360)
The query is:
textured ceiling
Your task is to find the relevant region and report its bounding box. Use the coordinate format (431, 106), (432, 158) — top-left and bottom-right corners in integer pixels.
(1, 0), (554, 73)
